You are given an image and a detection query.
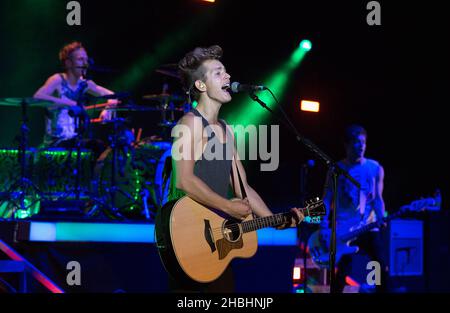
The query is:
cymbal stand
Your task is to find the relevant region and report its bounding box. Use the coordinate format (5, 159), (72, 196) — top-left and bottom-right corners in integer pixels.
(2, 99), (45, 218)
(53, 96), (109, 218)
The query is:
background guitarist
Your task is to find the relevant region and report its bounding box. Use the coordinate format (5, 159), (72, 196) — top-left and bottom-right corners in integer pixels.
(319, 124), (387, 292)
(169, 45), (304, 292)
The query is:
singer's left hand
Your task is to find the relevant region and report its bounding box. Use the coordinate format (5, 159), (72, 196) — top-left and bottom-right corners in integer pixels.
(276, 208), (304, 229)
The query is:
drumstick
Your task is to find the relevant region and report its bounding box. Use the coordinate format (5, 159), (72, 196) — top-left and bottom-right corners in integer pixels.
(84, 102), (109, 110)
(137, 128), (142, 142)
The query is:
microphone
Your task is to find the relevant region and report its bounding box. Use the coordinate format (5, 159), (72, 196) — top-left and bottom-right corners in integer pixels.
(76, 58), (94, 69)
(230, 82), (267, 93)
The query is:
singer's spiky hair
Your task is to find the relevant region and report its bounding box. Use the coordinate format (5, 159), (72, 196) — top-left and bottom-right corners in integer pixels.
(178, 45), (223, 101)
(59, 41), (85, 68)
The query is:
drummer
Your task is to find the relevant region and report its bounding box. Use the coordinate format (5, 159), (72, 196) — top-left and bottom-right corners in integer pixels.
(33, 41), (117, 155)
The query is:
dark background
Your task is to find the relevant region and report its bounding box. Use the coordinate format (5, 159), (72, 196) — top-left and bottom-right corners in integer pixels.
(1, 0), (447, 212)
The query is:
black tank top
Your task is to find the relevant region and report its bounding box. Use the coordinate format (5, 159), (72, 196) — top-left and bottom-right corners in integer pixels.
(191, 108), (233, 199)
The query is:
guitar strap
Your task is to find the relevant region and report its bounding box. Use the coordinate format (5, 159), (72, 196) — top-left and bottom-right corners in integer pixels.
(359, 189), (367, 219)
(225, 123), (248, 200)
(231, 153), (248, 199)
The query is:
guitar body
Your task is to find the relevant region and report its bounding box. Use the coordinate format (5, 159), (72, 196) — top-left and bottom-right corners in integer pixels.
(307, 230), (359, 268)
(155, 196), (257, 283)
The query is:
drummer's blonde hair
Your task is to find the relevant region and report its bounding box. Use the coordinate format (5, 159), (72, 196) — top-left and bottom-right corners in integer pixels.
(59, 41), (85, 68)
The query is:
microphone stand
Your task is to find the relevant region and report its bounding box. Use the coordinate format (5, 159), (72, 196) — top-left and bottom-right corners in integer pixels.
(74, 94), (88, 201)
(56, 84), (90, 204)
(247, 91), (360, 293)
(299, 161), (309, 293)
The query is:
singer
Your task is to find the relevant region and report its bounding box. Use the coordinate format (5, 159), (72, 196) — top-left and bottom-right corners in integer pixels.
(165, 44), (305, 292)
(33, 41), (116, 152)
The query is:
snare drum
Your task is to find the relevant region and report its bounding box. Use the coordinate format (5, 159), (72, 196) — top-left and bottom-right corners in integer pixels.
(93, 141), (172, 219)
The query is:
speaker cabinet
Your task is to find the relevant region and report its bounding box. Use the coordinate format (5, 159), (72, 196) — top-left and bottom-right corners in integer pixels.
(389, 219), (423, 276)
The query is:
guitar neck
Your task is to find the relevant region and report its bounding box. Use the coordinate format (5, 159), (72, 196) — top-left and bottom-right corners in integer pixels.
(241, 212), (294, 233)
(339, 194), (440, 242)
(340, 222), (379, 242)
(340, 211), (403, 242)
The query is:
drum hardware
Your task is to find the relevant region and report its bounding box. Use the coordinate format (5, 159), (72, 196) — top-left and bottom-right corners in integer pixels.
(141, 188), (151, 220)
(142, 93), (186, 102)
(0, 98), (51, 218)
(89, 105), (162, 112)
(142, 90), (190, 140)
(87, 118), (145, 219)
(37, 95), (110, 218)
(91, 135), (172, 221)
(53, 93), (133, 215)
(48, 95), (93, 206)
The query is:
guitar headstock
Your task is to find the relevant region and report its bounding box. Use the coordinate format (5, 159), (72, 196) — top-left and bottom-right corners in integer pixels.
(400, 190), (441, 213)
(303, 197), (326, 217)
(304, 216), (323, 224)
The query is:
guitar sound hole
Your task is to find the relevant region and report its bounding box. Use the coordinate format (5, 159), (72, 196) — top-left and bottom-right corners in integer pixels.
(222, 220), (241, 242)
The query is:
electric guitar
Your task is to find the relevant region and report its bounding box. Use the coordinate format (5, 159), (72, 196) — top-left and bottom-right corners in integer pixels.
(308, 193), (441, 268)
(155, 196), (325, 283)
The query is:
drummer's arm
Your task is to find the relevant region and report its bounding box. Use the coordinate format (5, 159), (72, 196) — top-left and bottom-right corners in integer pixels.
(34, 74), (76, 106)
(86, 80), (113, 96)
(86, 80), (118, 105)
(86, 80), (118, 120)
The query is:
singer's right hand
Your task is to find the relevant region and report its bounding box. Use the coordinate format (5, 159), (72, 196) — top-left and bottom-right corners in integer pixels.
(226, 198), (252, 220)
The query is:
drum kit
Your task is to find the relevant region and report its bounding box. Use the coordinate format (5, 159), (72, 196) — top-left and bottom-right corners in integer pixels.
(0, 70), (189, 221)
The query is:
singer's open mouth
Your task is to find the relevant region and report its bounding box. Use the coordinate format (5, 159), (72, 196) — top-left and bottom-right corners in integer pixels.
(221, 83), (230, 91)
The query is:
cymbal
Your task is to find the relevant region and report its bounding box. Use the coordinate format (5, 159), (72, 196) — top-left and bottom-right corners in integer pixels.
(155, 63), (180, 79)
(0, 97), (54, 108)
(155, 69), (180, 79)
(142, 93), (186, 102)
(90, 105), (162, 112)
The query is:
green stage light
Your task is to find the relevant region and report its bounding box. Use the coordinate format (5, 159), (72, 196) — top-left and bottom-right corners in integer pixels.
(300, 39), (312, 51)
(224, 41), (312, 150)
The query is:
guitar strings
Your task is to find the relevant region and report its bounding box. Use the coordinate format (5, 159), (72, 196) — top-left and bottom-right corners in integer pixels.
(210, 215), (289, 236)
(209, 204), (322, 236)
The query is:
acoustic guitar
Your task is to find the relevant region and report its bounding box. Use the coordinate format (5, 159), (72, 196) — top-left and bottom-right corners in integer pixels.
(155, 196), (325, 283)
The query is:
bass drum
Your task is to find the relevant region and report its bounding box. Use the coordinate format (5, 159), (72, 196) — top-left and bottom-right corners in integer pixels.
(93, 140), (172, 220)
(35, 147), (94, 196)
